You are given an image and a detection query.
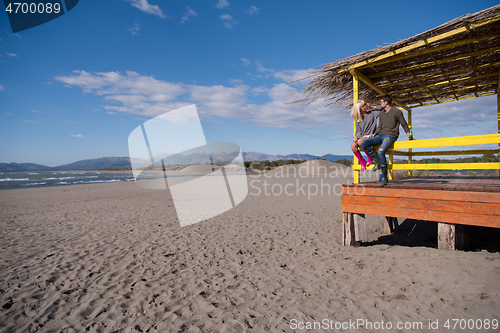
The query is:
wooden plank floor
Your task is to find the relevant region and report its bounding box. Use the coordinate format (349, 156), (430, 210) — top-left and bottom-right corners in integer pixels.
(342, 177), (500, 229)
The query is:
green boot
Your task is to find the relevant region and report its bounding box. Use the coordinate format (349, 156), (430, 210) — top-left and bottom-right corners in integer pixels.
(380, 167), (388, 187)
(367, 151), (380, 171)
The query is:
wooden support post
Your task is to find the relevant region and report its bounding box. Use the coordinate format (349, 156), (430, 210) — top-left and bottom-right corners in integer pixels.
(343, 213), (359, 246)
(455, 225), (470, 251)
(497, 69), (499, 177)
(438, 223), (456, 250)
(408, 110), (413, 178)
(388, 149), (394, 180)
(353, 73), (360, 184)
(439, 223), (470, 250)
(384, 216), (399, 234)
(354, 214), (367, 242)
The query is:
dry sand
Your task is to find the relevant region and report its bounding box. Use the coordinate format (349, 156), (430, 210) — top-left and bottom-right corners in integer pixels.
(1, 169), (499, 332)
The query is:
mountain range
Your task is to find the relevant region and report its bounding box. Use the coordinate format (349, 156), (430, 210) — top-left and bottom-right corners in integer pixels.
(0, 152), (353, 171)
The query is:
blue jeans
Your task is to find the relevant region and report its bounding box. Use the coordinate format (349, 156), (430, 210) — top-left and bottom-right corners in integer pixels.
(360, 135), (396, 168)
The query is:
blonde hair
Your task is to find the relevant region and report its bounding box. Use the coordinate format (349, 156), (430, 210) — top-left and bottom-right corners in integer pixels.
(350, 100), (365, 122)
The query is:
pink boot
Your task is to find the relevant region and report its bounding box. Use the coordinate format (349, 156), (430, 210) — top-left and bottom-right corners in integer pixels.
(353, 151), (367, 172)
(365, 152), (372, 167)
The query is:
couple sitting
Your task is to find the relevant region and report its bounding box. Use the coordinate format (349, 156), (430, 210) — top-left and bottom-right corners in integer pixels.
(351, 95), (411, 187)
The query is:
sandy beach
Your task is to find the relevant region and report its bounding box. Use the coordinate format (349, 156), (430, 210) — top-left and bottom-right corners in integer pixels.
(1, 162), (499, 332)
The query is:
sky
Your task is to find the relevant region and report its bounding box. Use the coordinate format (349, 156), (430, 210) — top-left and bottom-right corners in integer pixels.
(0, 0), (498, 166)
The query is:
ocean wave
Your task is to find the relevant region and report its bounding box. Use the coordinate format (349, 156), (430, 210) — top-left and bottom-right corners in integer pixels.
(0, 178), (30, 182)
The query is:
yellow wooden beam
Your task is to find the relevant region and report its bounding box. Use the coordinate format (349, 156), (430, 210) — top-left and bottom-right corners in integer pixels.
(392, 148), (499, 157)
(407, 91), (496, 108)
(391, 162), (500, 170)
(338, 17), (500, 74)
(392, 133), (500, 149)
(350, 69), (411, 112)
(388, 72), (499, 95)
(368, 45), (500, 79)
(379, 61), (500, 88)
(400, 82), (497, 101)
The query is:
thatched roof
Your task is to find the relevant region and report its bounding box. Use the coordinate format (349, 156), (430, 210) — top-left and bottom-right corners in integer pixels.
(294, 5), (500, 110)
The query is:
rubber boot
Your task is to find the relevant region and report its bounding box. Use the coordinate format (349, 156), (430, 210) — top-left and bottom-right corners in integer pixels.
(380, 167), (388, 187)
(367, 150), (380, 171)
(353, 151), (366, 172)
(364, 151), (373, 168)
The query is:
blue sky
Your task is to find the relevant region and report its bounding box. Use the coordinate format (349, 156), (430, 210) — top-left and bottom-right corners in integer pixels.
(0, 0), (498, 166)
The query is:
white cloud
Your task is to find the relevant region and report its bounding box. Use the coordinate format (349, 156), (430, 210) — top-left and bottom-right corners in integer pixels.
(256, 61), (272, 73)
(21, 119), (40, 124)
(69, 134), (85, 138)
(7, 52), (17, 57)
(220, 14), (237, 28)
(106, 111), (117, 115)
(181, 6), (198, 23)
(247, 6), (259, 15)
(128, 22), (140, 35)
(215, 0), (229, 9)
(128, 0), (165, 18)
(241, 58), (251, 66)
(230, 79), (243, 84)
(0, 84), (4, 90)
(273, 69), (316, 84)
(55, 70), (346, 129)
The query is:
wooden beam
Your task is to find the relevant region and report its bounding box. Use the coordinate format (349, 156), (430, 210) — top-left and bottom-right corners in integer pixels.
(407, 91), (496, 108)
(391, 162), (500, 170)
(393, 133), (500, 149)
(379, 61), (500, 88)
(400, 82), (497, 101)
(341, 196), (500, 228)
(368, 45), (500, 79)
(342, 186), (500, 204)
(350, 69), (411, 112)
(388, 72), (499, 95)
(391, 148), (499, 157)
(338, 18), (500, 73)
(353, 73), (360, 184)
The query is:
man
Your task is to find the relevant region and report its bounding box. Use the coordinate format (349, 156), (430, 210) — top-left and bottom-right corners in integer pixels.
(360, 95), (411, 187)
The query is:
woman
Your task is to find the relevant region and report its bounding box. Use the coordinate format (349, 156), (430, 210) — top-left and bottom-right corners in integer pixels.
(350, 100), (381, 171)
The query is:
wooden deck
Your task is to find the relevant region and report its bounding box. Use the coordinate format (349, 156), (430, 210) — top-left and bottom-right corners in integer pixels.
(341, 177), (500, 250)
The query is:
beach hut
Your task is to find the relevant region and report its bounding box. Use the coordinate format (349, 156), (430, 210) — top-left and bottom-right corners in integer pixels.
(294, 5), (500, 249)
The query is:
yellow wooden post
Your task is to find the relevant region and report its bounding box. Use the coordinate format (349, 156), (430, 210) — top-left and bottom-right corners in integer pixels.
(353, 73), (360, 184)
(408, 110), (413, 177)
(389, 150), (394, 180)
(497, 69), (500, 177)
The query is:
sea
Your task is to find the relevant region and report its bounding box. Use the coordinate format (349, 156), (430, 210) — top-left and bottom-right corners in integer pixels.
(0, 170), (136, 190)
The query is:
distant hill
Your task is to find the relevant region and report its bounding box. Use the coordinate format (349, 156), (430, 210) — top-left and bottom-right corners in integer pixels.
(242, 152), (353, 162)
(53, 157), (133, 170)
(0, 162), (53, 172)
(0, 152), (354, 171)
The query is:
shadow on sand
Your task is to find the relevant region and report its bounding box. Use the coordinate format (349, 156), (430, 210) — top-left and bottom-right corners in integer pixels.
(362, 219), (500, 253)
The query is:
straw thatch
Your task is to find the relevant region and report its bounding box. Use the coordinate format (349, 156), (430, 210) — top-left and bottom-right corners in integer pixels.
(294, 5), (500, 109)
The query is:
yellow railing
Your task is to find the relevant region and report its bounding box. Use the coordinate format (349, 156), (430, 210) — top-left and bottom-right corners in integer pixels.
(353, 133), (500, 182)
